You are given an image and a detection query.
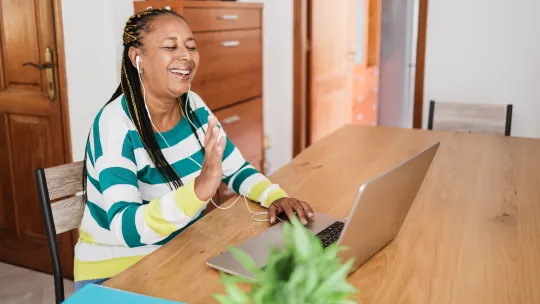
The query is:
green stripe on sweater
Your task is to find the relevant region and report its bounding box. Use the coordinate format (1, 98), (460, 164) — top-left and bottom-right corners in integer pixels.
(136, 151), (204, 185)
(86, 139), (94, 167)
(86, 201), (109, 230)
(107, 201), (139, 224)
(232, 166), (258, 193)
(127, 107), (210, 150)
(121, 205), (144, 247)
(99, 167), (137, 192)
(121, 136), (136, 165)
(92, 109), (105, 160)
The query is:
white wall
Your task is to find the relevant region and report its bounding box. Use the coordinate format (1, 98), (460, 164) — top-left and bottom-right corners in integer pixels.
(239, 0), (294, 174)
(63, 0), (294, 172)
(378, 0), (417, 128)
(423, 0), (540, 138)
(62, 0), (134, 161)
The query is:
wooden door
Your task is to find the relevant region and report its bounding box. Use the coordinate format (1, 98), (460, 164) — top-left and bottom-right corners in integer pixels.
(0, 0), (73, 276)
(308, 0), (358, 143)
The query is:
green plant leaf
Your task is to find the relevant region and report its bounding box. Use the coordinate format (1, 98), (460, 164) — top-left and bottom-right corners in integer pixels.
(216, 213), (358, 304)
(218, 272), (252, 304)
(334, 300), (359, 304)
(228, 246), (264, 279)
(304, 262), (319, 295)
(222, 278), (250, 303)
(288, 215), (313, 261)
(312, 258), (356, 298)
(251, 284), (274, 304)
(213, 294), (238, 304)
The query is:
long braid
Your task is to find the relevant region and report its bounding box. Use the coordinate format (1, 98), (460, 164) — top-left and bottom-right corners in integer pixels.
(83, 8), (190, 203)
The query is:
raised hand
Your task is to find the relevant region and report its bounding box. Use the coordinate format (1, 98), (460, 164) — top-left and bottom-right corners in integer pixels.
(194, 115), (227, 201)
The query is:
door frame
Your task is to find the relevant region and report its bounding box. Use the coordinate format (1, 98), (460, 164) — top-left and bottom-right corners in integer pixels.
(292, 0), (429, 156)
(293, 0), (309, 156)
(53, 0), (77, 275)
(53, 0), (73, 163)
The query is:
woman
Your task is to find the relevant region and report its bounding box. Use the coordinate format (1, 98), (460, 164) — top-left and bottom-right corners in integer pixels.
(75, 8), (314, 290)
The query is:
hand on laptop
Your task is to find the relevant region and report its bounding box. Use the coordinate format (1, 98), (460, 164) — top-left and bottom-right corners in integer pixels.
(268, 198), (314, 225)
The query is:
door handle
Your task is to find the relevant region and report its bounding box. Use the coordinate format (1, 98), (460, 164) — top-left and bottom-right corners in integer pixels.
(221, 115), (241, 124)
(220, 41), (240, 48)
(218, 15), (239, 20)
(22, 62), (53, 69)
(23, 47), (55, 101)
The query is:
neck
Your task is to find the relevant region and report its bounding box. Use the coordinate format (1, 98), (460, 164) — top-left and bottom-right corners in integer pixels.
(144, 91), (180, 133)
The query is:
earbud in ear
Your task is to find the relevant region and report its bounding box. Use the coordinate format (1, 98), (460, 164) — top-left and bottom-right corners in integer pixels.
(136, 56), (141, 73)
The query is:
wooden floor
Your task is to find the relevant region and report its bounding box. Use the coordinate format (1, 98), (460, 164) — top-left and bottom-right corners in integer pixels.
(0, 262), (74, 304)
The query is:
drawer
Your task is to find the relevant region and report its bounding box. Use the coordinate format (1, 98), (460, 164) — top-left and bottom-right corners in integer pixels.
(207, 98), (264, 208)
(183, 7), (261, 32)
(215, 98), (263, 172)
(191, 29), (262, 110)
(133, 1), (184, 15)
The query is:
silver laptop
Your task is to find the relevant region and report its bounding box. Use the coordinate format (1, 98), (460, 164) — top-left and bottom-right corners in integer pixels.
(207, 142), (440, 279)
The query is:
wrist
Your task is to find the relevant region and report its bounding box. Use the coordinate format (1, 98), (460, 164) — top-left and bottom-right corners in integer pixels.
(194, 176), (213, 201)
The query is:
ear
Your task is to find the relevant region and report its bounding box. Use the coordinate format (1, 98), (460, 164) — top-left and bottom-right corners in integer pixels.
(128, 47), (142, 71)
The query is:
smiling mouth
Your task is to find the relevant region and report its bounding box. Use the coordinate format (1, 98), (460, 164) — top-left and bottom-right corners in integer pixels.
(169, 68), (193, 80)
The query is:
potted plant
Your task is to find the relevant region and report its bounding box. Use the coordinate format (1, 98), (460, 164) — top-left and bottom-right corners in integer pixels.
(214, 216), (358, 304)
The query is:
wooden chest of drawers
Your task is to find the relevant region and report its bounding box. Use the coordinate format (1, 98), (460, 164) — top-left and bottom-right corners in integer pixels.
(184, 1), (264, 205)
(133, 0), (184, 14)
(133, 1), (265, 205)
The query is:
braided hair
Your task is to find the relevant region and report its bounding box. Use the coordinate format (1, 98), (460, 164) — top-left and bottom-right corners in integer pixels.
(82, 8), (204, 203)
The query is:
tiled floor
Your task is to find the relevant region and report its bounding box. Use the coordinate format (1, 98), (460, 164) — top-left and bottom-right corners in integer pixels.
(0, 262), (74, 304)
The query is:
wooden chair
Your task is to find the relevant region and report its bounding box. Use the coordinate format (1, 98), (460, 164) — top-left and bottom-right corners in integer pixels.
(427, 100), (513, 136)
(35, 161), (85, 304)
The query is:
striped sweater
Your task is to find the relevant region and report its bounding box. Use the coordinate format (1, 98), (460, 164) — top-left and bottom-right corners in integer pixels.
(75, 91), (288, 282)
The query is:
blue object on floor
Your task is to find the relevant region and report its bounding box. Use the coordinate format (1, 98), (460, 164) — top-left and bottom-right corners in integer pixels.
(63, 284), (186, 303)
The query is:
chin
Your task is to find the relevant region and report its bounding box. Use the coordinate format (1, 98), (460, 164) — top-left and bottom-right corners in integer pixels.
(169, 85), (191, 98)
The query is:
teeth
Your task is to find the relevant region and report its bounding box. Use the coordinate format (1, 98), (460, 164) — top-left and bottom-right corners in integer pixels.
(170, 69), (191, 76)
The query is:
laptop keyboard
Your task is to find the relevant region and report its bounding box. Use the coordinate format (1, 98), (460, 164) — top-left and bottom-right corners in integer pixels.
(315, 221), (345, 248)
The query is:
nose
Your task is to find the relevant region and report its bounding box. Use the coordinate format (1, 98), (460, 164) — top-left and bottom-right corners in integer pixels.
(176, 46), (192, 61)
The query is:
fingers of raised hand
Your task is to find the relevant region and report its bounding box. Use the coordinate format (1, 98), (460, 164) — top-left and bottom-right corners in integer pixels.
(205, 116), (218, 151)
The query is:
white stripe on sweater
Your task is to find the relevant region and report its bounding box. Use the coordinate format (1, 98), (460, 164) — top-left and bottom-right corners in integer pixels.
(103, 184), (142, 209)
(135, 206), (165, 245)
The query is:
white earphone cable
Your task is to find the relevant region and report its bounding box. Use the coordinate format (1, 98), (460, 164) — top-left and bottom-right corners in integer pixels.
(137, 61), (274, 222)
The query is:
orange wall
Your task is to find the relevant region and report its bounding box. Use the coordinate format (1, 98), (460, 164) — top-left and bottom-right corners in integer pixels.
(350, 0), (380, 126)
(351, 64), (379, 126)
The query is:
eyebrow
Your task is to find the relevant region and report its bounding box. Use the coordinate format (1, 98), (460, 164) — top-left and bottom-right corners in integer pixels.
(162, 37), (196, 42)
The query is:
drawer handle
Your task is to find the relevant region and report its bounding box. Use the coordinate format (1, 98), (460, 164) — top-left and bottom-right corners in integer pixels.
(218, 15), (239, 20)
(221, 115), (241, 124)
(220, 41), (241, 48)
(144, 6), (170, 10)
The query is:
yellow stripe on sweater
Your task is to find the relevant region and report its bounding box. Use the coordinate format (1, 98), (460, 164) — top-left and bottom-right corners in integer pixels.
(74, 255), (146, 282)
(144, 198), (179, 236)
(173, 179), (207, 217)
(264, 188), (289, 207)
(248, 180), (272, 201)
(78, 227), (95, 244)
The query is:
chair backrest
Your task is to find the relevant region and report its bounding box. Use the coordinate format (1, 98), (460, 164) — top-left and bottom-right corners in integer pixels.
(42, 161), (85, 234)
(35, 160), (85, 304)
(427, 100), (513, 136)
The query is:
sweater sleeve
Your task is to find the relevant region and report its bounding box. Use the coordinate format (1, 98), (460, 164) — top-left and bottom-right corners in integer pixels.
(91, 110), (208, 248)
(188, 92), (289, 207)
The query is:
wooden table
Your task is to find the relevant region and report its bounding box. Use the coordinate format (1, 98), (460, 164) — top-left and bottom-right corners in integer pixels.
(104, 125), (540, 303)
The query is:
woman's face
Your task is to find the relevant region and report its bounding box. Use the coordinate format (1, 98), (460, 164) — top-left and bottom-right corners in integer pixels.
(132, 14), (199, 99)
